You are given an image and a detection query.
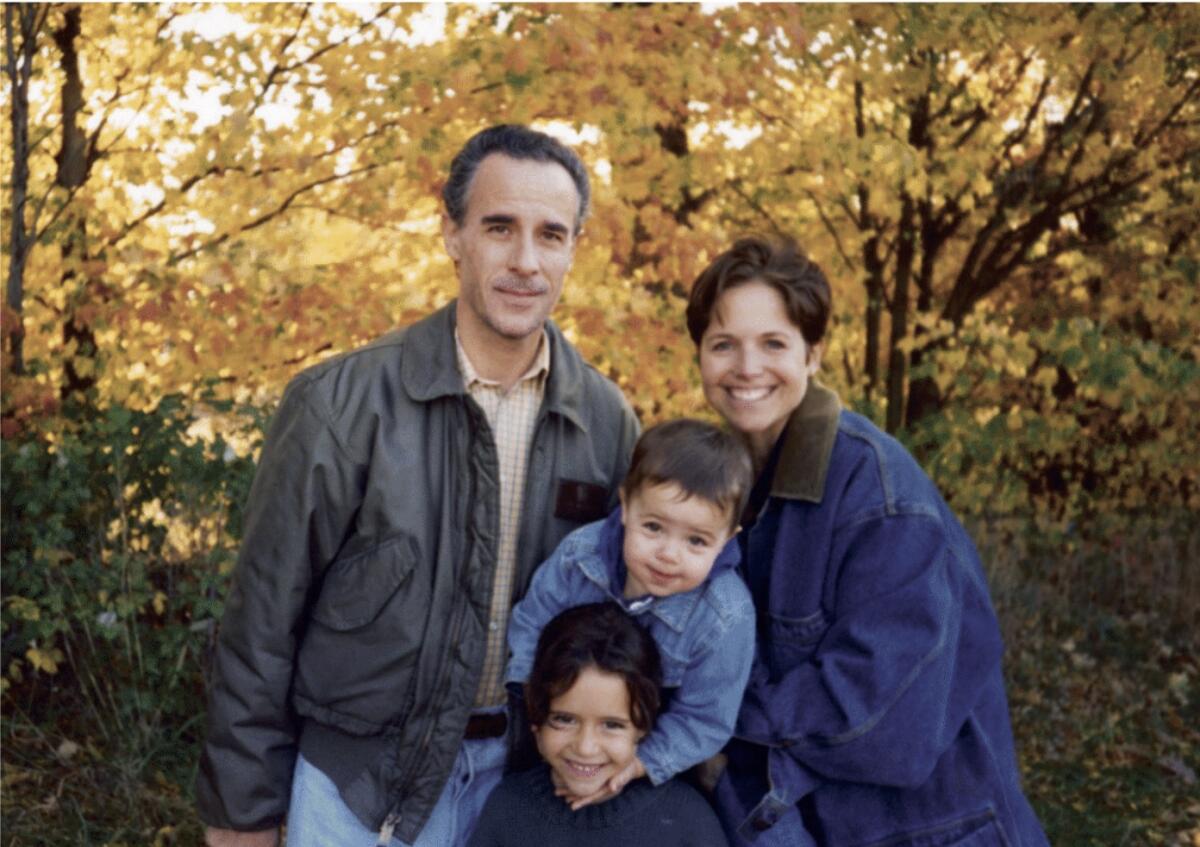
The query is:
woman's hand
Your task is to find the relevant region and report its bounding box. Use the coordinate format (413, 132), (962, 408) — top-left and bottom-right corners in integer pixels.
(556, 756), (646, 810)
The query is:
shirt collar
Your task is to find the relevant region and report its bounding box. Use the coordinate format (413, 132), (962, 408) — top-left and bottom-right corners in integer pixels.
(454, 328), (550, 391)
(399, 301), (590, 433)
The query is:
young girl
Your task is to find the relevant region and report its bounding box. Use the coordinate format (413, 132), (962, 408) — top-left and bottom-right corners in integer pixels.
(468, 603), (727, 846)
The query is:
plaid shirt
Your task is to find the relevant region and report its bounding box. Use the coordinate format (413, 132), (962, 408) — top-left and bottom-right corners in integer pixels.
(456, 330), (550, 708)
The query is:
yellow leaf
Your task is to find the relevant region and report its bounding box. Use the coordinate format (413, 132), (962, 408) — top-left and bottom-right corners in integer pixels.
(153, 591), (168, 615)
(6, 596), (40, 621)
(26, 645), (64, 674)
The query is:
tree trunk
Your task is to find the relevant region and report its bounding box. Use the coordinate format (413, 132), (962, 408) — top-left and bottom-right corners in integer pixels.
(886, 192), (915, 433)
(886, 77), (928, 432)
(905, 220), (945, 429)
(53, 5), (97, 401)
(4, 4), (40, 376)
(855, 80), (884, 403)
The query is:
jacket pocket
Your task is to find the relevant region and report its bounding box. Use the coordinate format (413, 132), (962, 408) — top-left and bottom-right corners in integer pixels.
(311, 535), (418, 630)
(294, 534), (428, 734)
(863, 809), (1007, 847)
(765, 608), (829, 673)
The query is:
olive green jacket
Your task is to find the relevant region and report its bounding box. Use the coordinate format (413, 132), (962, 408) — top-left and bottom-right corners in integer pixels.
(196, 302), (638, 842)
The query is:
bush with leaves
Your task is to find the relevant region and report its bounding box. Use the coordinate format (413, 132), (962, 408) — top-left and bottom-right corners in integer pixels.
(1, 392), (263, 841)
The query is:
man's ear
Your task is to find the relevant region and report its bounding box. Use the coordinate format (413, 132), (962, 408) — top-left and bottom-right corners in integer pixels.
(441, 213), (461, 263)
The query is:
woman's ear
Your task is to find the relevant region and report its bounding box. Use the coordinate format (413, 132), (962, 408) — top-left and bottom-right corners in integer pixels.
(806, 342), (824, 376)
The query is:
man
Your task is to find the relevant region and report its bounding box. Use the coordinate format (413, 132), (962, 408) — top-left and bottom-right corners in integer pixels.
(197, 125), (639, 847)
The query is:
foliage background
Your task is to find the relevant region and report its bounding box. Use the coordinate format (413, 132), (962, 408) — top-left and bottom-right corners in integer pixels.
(3, 4), (1198, 844)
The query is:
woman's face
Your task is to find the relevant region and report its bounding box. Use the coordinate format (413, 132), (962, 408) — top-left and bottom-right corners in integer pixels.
(533, 666), (643, 799)
(699, 281), (822, 458)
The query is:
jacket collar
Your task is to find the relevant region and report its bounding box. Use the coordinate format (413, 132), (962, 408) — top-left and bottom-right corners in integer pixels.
(400, 300), (589, 431)
(769, 381), (842, 504)
(580, 507), (742, 634)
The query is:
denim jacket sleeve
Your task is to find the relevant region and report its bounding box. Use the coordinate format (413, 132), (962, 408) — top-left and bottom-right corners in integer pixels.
(735, 511), (997, 801)
(637, 580), (757, 785)
(505, 532), (585, 686)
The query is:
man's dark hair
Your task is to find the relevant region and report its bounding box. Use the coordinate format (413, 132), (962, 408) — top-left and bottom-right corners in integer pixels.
(621, 418), (752, 530)
(443, 124), (591, 234)
(526, 602), (662, 734)
(686, 235), (832, 348)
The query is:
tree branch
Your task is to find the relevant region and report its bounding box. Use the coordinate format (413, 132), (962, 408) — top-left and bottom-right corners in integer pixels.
(167, 161), (388, 265)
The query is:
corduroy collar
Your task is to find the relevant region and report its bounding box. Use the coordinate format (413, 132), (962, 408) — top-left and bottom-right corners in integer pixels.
(769, 381), (842, 503)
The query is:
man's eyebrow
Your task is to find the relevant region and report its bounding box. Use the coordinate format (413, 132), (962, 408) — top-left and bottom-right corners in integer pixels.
(480, 214), (515, 226)
(542, 221), (570, 236)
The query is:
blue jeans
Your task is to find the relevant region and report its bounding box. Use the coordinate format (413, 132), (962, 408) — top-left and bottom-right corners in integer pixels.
(286, 733), (507, 847)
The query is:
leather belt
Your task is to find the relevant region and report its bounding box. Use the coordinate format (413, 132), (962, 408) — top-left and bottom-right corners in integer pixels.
(463, 712), (508, 740)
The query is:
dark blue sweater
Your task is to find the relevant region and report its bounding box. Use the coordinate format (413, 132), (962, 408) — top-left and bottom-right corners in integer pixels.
(467, 764), (727, 847)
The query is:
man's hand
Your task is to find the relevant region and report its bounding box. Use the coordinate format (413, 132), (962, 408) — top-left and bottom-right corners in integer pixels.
(204, 826), (280, 847)
(557, 757), (646, 811)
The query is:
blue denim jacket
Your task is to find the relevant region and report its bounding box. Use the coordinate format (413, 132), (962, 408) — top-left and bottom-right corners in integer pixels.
(713, 384), (1048, 847)
(506, 509), (756, 784)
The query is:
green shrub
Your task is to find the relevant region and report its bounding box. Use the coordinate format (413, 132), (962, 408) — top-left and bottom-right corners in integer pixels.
(1, 393), (264, 843)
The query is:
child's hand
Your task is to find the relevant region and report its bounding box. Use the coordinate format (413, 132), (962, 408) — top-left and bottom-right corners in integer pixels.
(560, 757), (646, 811)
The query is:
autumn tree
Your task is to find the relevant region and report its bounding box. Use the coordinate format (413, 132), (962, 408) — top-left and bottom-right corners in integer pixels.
(3, 2), (1197, 518)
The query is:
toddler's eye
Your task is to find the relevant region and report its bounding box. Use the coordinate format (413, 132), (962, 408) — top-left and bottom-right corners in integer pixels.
(688, 535), (710, 547)
(642, 520), (662, 533)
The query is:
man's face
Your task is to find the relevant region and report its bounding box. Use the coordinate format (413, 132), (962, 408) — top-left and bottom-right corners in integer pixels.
(442, 154), (579, 345)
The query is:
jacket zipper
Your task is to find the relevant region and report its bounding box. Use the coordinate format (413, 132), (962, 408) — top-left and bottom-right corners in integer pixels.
(376, 811), (399, 845)
(382, 402), (489, 842)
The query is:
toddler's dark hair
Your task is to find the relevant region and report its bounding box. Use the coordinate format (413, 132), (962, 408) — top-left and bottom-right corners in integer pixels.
(622, 419), (753, 529)
(526, 602), (662, 733)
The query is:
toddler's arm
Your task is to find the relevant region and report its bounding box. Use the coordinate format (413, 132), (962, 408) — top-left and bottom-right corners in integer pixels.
(505, 532), (587, 687)
(630, 581), (756, 786)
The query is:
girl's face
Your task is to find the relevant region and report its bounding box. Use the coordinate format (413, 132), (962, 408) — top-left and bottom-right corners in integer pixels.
(533, 666), (644, 798)
(699, 281), (822, 463)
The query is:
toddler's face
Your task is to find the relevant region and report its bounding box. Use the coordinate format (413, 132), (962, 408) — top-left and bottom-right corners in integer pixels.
(533, 666), (642, 798)
(620, 482), (734, 599)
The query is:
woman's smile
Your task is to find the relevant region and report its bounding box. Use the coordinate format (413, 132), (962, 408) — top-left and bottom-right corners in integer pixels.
(699, 281), (822, 463)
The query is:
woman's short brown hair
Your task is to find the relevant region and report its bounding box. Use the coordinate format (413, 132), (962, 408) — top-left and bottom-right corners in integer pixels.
(686, 235), (832, 348)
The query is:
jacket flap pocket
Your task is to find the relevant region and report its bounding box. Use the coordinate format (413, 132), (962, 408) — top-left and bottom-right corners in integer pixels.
(766, 608), (828, 645)
(311, 535), (419, 631)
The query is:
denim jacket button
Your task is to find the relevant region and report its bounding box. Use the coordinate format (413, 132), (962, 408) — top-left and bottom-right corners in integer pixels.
(752, 816), (774, 832)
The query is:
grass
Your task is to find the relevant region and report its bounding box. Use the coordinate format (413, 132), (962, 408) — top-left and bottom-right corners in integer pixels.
(2, 520), (1197, 846)
(982, 516), (1200, 847)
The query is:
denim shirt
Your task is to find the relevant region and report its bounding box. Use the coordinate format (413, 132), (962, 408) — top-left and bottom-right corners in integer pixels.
(506, 509), (756, 785)
(712, 383), (1048, 847)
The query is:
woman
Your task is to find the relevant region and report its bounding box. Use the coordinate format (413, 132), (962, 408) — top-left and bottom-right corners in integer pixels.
(687, 237), (1047, 846)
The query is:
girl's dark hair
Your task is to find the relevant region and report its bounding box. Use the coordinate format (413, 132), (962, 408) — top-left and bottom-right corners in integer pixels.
(686, 235), (832, 348)
(621, 418), (752, 530)
(525, 602), (662, 733)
